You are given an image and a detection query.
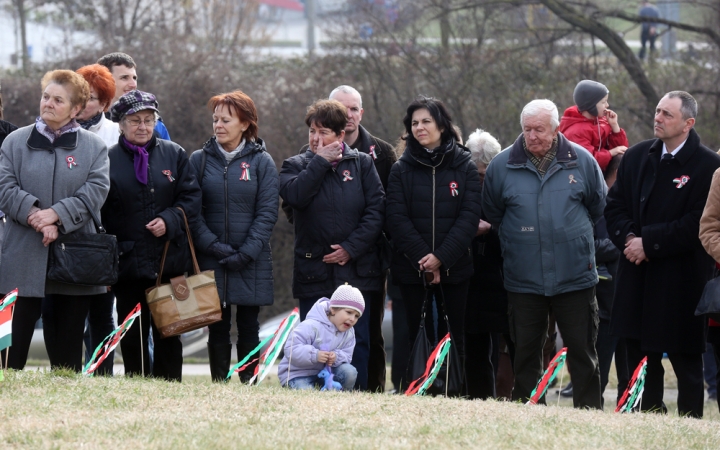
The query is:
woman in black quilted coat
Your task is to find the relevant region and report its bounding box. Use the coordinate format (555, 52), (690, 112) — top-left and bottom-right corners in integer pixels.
(190, 90), (278, 382)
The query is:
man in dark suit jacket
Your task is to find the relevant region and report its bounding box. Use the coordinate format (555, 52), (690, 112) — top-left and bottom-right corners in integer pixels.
(604, 91), (720, 418)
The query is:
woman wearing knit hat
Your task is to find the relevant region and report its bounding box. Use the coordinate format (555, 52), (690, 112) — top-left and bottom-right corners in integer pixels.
(278, 284), (364, 390)
(558, 80), (629, 172)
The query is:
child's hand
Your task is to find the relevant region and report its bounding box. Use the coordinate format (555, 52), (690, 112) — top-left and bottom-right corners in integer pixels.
(317, 351), (330, 364)
(327, 352), (337, 366)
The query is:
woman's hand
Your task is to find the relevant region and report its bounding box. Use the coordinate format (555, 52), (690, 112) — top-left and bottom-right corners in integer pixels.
(146, 218), (166, 237)
(41, 225), (58, 247)
(477, 219), (492, 236)
(315, 141), (343, 163)
(28, 208), (59, 232)
(323, 244), (350, 266)
(609, 146), (627, 156)
(418, 253), (441, 272)
(327, 352), (337, 366)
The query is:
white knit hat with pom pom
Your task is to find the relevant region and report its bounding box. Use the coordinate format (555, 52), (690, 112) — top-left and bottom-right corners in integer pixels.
(329, 284), (365, 316)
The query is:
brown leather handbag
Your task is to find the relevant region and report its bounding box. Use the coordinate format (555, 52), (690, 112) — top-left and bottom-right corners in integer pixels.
(146, 208), (222, 338)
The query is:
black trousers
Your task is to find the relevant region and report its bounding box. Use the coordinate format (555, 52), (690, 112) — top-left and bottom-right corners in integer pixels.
(625, 338), (703, 418)
(390, 289), (410, 392)
(113, 280), (182, 382)
(208, 304), (260, 345)
(42, 294), (92, 372)
(399, 281), (469, 388)
(1, 296), (42, 370)
(84, 291), (116, 376)
(465, 331), (495, 399)
(366, 288), (386, 393)
(508, 287), (601, 409)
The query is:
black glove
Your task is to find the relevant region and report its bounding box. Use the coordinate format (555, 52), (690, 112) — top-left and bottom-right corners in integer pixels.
(208, 241), (235, 261)
(219, 252), (252, 272)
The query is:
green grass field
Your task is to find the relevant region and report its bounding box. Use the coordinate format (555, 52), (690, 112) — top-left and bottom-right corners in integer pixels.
(1, 370), (719, 449)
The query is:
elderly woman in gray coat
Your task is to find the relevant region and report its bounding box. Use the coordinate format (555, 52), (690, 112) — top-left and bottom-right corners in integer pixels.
(0, 70), (110, 372)
(190, 90), (279, 382)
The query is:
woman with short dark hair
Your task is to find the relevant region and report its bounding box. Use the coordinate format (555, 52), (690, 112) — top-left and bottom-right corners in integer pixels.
(0, 70), (110, 371)
(279, 99), (385, 390)
(189, 90), (278, 382)
(385, 96), (482, 390)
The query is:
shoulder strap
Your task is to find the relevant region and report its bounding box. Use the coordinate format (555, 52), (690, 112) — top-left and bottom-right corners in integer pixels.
(77, 196), (106, 234)
(156, 207), (201, 286)
(198, 150), (207, 187)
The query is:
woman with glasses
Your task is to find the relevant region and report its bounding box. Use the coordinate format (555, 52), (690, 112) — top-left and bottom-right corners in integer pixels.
(101, 90), (201, 381)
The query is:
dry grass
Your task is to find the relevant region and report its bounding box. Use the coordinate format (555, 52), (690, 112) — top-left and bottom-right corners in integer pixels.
(1, 370), (720, 449)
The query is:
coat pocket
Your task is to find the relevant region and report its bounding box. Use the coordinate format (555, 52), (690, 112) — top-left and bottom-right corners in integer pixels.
(117, 241), (136, 279)
(295, 247), (328, 283)
(355, 248), (382, 278)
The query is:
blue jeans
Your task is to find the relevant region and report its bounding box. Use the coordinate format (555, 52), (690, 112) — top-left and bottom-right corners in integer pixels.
(287, 363), (358, 391)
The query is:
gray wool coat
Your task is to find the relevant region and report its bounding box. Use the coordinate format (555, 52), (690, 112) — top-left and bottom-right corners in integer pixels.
(0, 124), (110, 297)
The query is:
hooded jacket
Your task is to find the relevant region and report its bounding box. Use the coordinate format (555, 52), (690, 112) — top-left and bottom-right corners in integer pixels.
(279, 146), (385, 298)
(385, 138), (482, 284)
(277, 299), (356, 385)
(189, 137), (278, 307)
(558, 106), (629, 172)
(482, 133), (606, 296)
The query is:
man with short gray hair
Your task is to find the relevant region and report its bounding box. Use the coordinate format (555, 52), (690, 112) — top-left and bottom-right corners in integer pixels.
(483, 99), (606, 409)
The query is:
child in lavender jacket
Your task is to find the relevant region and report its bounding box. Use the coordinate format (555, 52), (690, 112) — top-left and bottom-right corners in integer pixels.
(278, 284), (364, 390)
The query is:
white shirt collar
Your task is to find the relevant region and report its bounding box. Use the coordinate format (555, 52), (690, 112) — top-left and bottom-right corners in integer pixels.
(662, 138), (688, 157)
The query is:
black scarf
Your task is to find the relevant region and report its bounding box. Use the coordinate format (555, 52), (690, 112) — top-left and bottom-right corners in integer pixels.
(77, 112), (103, 130)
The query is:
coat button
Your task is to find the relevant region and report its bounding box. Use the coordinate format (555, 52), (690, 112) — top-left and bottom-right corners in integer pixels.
(640, 196), (645, 202)
(654, 244), (659, 250)
(150, 188), (155, 193)
(615, 230), (620, 236)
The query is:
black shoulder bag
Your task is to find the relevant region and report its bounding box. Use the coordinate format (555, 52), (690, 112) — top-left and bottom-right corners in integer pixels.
(405, 275), (464, 396)
(47, 197), (119, 286)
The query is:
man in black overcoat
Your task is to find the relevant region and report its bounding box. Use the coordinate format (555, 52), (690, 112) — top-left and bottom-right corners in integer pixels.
(604, 91), (720, 418)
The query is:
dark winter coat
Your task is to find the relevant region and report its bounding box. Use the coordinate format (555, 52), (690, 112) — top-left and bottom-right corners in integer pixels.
(604, 129), (720, 353)
(101, 135), (201, 281)
(386, 138), (482, 284)
(0, 120), (18, 148)
(483, 133), (606, 296)
(465, 230), (508, 334)
(189, 138), (278, 307)
(281, 125), (395, 223)
(0, 125), (110, 297)
(279, 146), (385, 298)
(594, 216), (619, 321)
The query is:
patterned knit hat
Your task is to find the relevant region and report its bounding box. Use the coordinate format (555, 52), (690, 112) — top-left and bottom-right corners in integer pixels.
(573, 80), (609, 117)
(329, 284), (365, 316)
(110, 90), (159, 123)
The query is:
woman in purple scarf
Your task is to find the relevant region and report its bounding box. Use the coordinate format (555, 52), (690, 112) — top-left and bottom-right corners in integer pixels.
(101, 90), (201, 382)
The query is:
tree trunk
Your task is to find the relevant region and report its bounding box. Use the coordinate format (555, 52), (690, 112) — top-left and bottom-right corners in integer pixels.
(538, 0), (659, 123)
(14, 0), (29, 75)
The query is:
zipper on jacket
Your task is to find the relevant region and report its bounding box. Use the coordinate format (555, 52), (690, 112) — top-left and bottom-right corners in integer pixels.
(432, 166), (436, 251)
(223, 164), (229, 308)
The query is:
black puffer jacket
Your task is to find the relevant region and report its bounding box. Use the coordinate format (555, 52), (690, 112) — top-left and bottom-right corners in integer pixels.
(102, 135), (201, 281)
(0, 120), (18, 148)
(386, 139), (482, 284)
(189, 138), (278, 307)
(279, 146), (385, 298)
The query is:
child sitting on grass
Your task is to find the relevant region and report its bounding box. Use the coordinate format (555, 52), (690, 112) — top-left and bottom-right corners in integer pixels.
(278, 284), (364, 390)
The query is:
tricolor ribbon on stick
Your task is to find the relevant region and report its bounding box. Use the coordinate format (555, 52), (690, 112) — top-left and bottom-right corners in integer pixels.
(527, 347), (568, 405)
(405, 333), (452, 396)
(615, 356), (648, 413)
(0, 289), (19, 356)
(0, 289), (18, 313)
(227, 308), (300, 383)
(83, 303), (142, 377)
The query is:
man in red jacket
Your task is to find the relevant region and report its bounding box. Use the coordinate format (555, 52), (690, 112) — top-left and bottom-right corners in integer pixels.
(559, 80), (629, 172)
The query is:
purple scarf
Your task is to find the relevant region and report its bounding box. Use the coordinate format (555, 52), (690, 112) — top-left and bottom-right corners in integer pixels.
(122, 136), (150, 185)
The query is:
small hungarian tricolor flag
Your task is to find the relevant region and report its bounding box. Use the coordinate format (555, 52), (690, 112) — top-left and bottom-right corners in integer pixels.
(405, 333), (452, 396)
(615, 356), (648, 413)
(527, 347), (568, 405)
(0, 289), (19, 352)
(83, 303), (141, 377)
